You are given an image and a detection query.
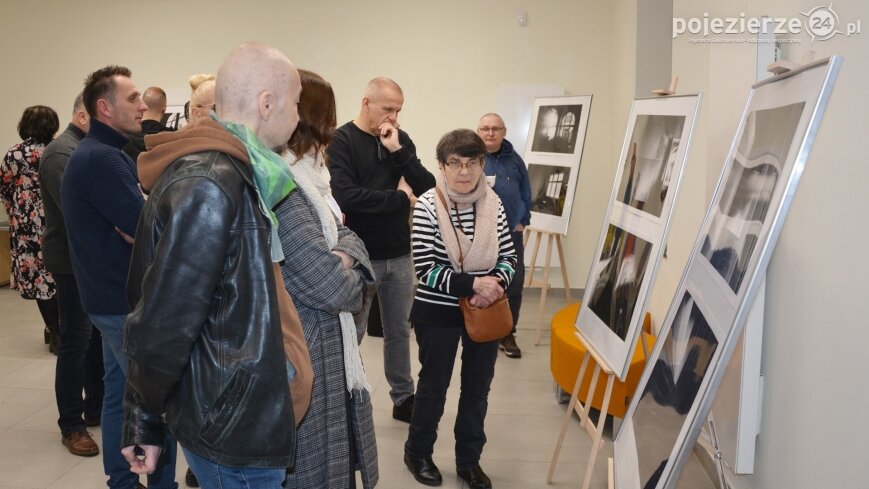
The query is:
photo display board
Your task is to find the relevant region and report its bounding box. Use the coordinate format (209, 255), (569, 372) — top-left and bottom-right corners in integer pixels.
(524, 95), (592, 235)
(614, 57), (843, 489)
(577, 95), (702, 379)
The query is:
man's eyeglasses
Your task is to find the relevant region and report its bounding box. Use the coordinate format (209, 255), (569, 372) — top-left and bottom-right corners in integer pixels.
(445, 158), (483, 171)
(477, 126), (504, 134)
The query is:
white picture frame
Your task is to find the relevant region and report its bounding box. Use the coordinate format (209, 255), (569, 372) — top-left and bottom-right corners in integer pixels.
(577, 94), (702, 379)
(613, 56), (843, 489)
(524, 95), (592, 235)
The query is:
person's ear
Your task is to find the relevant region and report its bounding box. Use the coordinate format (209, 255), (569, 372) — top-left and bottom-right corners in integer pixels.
(362, 97), (370, 113)
(258, 91), (273, 120)
(96, 99), (111, 119)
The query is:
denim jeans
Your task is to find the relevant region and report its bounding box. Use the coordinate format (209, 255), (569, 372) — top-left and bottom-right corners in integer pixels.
(183, 447), (286, 489)
(54, 273), (104, 435)
(89, 313), (177, 489)
(507, 230), (526, 332)
(405, 325), (499, 469)
(353, 254), (415, 405)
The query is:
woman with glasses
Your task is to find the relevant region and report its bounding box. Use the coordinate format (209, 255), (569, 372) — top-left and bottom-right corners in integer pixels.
(404, 129), (517, 489)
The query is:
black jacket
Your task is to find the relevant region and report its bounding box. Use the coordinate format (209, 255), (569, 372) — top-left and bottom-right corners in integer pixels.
(327, 121), (435, 259)
(122, 150), (296, 468)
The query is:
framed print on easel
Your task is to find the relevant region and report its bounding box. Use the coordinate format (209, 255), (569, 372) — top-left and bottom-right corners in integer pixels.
(576, 94), (702, 380)
(613, 56), (843, 489)
(524, 95), (592, 236)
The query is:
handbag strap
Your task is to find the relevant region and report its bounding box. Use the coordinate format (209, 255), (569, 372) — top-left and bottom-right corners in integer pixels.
(435, 187), (465, 273)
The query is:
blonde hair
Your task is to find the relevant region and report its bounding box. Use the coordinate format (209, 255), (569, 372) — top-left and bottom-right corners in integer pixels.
(188, 73), (216, 122)
(188, 73), (215, 92)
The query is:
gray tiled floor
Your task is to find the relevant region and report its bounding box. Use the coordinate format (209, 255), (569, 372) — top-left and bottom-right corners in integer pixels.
(0, 286), (612, 488)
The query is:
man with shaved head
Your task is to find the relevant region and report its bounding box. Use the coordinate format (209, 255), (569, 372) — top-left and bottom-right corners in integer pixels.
(327, 77), (435, 423)
(124, 86), (175, 161)
(120, 42), (305, 486)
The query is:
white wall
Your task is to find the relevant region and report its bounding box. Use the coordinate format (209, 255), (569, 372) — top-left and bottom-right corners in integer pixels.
(666, 1), (869, 487)
(0, 0), (624, 284)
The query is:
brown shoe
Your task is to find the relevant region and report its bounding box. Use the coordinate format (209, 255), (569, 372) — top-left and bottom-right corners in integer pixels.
(61, 430), (99, 457)
(499, 334), (522, 358)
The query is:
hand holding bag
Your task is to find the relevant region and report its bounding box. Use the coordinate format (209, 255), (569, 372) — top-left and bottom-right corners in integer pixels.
(435, 188), (512, 343)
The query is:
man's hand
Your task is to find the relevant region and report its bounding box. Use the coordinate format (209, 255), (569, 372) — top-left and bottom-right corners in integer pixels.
(115, 227), (134, 245)
(397, 177), (417, 208)
(121, 444), (162, 475)
(514, 224), (525, 233)
(472, 276), (504, 304)
(379, 122), (402, 153)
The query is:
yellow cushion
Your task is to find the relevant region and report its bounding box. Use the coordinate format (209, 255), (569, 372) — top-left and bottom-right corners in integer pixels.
(550, 302), (655, 418)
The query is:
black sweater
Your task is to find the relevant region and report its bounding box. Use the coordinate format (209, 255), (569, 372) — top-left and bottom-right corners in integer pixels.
(326, 121), (435, 259)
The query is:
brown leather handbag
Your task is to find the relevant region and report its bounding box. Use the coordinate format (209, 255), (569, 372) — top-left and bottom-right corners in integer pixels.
(436, 188), (512, 343)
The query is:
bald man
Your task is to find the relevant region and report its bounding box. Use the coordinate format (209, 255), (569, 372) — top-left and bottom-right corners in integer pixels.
(120, 42), (303, 485)
(123, 86), (175, 161)
(327, 77), (435, 423)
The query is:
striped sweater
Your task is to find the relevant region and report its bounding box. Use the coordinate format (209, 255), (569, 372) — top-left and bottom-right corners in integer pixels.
(410, 188), (517, 327)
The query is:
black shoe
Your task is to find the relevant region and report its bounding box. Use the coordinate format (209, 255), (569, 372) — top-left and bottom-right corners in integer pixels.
(499, 334), (522, 359)
(393, 394), (414, 423)
(185, 467), (199, 487)
(404, 454), (442, 486)
(457, 465), (492, 489)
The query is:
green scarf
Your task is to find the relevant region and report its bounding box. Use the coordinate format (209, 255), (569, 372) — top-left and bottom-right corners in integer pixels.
(218, 118), (296, 262)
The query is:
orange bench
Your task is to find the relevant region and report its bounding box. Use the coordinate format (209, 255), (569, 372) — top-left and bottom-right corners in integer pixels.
(550, 302), (655, 418)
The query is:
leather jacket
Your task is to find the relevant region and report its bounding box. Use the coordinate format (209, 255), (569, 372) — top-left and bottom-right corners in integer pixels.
(122, 150), (296, 468)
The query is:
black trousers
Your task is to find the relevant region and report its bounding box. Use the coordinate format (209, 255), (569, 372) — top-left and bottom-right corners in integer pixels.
(405, 324), (499, 470)
(53, 272), (104, 435)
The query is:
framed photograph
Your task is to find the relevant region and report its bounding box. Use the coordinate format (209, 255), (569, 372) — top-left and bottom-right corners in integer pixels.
(527, 162), (572, 217)
(577, 94), (701, 379)
(524, 95), (592, 235)
(613, 57), (843, 489)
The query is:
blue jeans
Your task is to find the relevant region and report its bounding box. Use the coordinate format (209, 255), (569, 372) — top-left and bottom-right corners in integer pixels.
(183, 447), (285, 489)
(354, 254), (415, 405)
(89, 313), (178, 489)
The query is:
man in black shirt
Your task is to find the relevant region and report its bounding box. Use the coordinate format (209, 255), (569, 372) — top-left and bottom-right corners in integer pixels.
(327, 77), (435, 422)
(123, 86), (175, 161)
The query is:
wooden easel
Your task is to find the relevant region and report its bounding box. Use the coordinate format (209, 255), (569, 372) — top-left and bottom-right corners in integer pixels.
(767, 50), (816, 75)
(524, 226), (572, 345)
(548, 328), (617, 489)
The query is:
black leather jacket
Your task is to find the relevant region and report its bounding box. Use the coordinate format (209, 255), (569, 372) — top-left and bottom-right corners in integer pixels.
(122, 151), (296, 468)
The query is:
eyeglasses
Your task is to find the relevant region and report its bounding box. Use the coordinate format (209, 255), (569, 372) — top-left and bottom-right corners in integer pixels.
(477, 126), (504, 134)
(445, 158), (483, 171)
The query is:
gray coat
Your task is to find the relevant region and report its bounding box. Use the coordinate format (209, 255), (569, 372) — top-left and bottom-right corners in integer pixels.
(38, 123), (86, 274)
(276, 189), (378, 488)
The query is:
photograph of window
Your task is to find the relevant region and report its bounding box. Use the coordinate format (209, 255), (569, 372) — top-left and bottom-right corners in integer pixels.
(531, 104), (583, 154)
(527, 163), (572, 217)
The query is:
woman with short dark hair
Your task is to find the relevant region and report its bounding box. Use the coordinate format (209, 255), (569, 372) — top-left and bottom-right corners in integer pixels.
(404, 129), (517, 489)
(0, 105), (60, 351)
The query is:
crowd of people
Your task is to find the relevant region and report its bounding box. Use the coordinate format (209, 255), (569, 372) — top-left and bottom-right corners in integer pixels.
(0, 42), (533, 489)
